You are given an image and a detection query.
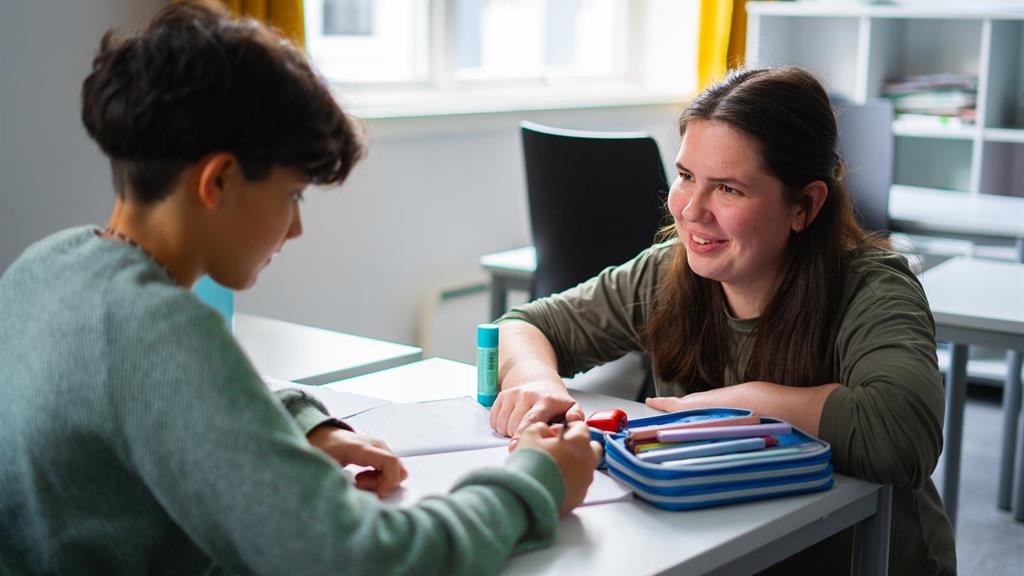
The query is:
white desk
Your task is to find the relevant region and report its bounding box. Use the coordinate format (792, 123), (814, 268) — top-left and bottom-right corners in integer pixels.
(233, 313), (422, 386)
(920, 258), (1024, 524)
(329, 358), (892, 575)
(888, 185), (1024, 247)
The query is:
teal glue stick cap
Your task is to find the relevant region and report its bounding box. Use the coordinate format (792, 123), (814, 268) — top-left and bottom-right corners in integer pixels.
(477, 324), (499, 348)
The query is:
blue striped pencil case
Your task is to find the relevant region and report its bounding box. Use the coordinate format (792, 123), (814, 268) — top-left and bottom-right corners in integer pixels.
(598, 408), (833, 511)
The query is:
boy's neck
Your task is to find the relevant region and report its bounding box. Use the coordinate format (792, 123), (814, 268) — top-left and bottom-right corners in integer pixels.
(104, 196), (203, 288)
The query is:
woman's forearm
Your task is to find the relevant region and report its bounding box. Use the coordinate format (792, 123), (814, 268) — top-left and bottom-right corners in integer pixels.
(647, 381), (841, 436)
(497, 321), (563, 391)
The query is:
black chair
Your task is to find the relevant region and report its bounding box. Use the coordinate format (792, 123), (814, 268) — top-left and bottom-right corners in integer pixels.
(520, 121), (668, 400)
(520, 121), (669, 299)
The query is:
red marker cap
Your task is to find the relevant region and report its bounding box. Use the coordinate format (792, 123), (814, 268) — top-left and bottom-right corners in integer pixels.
(587, 409), (629, 433)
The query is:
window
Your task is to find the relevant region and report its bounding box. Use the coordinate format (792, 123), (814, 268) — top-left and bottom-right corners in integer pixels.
(305, 0), (429, 83)
(304, 0), (699, 114)
(453, 0), (626, 82)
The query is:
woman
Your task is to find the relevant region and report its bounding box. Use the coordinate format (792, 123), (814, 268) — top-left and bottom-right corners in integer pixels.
(0, 2), (601, 574)
(489, 67), (955, 574)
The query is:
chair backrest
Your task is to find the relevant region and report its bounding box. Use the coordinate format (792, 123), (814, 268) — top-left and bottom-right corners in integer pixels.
(833, 97), (895, 233)
(520, 121), (668, 299)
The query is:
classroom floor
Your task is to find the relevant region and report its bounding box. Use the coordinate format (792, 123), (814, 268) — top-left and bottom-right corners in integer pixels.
(932, 385), (1024, 575)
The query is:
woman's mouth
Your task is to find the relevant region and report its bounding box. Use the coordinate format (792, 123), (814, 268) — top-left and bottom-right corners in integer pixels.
(688, 232), (727, 253)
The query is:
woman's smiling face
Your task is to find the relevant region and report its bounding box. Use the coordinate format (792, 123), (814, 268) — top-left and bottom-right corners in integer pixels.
(667, 119), (805, 307)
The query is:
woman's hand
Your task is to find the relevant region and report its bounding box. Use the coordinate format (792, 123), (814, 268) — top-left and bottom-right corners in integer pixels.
(489, 380), (585, 440)
(644, 395), (688, 412)
(514, 421), (603, 516)
(307, 425), (408, 497)
(645, 381), (839, 437)
(645, 387), (737, 413)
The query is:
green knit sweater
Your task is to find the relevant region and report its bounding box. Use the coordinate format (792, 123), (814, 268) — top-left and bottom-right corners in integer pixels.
(0, 227), (564, 575)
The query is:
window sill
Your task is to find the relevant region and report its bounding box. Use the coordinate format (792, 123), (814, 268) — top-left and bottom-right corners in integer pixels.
(335, 82), (692, 121)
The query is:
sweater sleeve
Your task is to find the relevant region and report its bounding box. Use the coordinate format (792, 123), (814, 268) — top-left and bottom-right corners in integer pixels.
(818, 260), (945, 489)
(497, 242), (669, 377)
(112, 295), (563, 576)
(273, 388), (348, 434)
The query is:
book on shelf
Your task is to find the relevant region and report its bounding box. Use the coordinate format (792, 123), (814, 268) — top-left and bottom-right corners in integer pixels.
(895, 113), (973, 129)
(882, 73), (977, 120)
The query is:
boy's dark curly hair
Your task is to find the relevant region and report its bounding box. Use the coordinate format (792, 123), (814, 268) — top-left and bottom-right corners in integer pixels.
(81, 0), (364, 202)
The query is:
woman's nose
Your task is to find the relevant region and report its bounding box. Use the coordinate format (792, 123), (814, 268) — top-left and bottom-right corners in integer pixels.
(681, 189), (711, 223)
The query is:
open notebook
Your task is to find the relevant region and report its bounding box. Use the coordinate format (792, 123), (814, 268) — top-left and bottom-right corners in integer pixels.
(265, 377), (507, 457)
(264, 378), (631, 506)
(384, 446), (632, 508)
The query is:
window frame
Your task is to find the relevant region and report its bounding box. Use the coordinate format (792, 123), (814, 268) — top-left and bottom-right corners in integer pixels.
(303, 0), (697, 118)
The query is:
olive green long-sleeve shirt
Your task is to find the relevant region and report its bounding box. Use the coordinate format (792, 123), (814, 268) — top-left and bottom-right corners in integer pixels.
(0, 227), (564, 575)
(500, 240), (955, 575)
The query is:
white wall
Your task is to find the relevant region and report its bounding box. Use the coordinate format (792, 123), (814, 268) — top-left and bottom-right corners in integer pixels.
(237, 107), (683, 352)
(0, 1), (684, 354)
(0, 0), (166, 268)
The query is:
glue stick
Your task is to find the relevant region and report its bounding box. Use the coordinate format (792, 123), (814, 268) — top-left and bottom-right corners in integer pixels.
(477, 324), (499, 407)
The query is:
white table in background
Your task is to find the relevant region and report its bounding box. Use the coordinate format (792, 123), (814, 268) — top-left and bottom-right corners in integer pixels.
(888, 185), (1024, 253)
(233, 313), (422, 386)
(919, 258), (1024, 525)
(327, 358), (892, 576)
(480, 187), (1024, 321)
(480, 246), (535, 320)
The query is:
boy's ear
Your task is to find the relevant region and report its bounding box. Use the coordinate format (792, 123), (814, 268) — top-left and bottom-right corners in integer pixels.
(195, 153), (238, 210)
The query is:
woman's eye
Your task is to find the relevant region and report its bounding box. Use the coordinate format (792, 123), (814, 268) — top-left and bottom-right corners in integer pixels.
(678, 173), (694, 183)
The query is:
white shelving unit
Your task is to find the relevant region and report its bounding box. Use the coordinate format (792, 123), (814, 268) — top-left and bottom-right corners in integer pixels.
(746, 1), (1024, 199)
(746, 2), (1024, 388)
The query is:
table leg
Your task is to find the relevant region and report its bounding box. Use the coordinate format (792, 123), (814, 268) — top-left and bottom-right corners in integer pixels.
(1014, 361), (1024, 522)
(489, 276), (508, 322)
(853, 485), (892, 576)
(1008, 238), (1024, 521)
(942, 343), (968, 530)
(998, 351), (1023, 510)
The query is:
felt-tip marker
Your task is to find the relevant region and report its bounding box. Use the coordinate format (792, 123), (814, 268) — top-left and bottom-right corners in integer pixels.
(656, 422), (791, 443)
(637, 436), (779, 464)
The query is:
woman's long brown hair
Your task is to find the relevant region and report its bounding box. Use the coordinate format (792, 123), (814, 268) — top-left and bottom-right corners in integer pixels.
(643, 67), (888, 391)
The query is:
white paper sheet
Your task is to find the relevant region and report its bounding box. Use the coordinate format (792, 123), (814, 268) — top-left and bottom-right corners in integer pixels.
(344, 396), (510, 457)
(263, 376), (392, 419)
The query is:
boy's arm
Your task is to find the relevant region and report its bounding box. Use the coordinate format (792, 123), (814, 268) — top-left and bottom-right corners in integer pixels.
(117, 301), (566, 576)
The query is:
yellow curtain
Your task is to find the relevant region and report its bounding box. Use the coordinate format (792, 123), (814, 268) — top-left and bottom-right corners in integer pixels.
(224, 0), (305, 45)
(697, 0), (747, 90)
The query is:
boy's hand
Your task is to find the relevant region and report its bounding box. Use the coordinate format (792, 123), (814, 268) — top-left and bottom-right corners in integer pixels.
(514, 421), (603, 516)
(307, 426), (408, 497)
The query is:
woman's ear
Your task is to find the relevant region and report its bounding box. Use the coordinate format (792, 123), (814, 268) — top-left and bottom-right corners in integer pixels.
(195, 153), (238, 210)
(791, 180), (829, 232)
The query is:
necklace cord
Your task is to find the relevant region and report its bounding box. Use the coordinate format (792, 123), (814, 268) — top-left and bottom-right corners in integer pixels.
(97, 227), (177, 284)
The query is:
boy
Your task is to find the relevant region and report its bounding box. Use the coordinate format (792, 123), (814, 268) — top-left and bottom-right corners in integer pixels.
(0, 2), (601, 574)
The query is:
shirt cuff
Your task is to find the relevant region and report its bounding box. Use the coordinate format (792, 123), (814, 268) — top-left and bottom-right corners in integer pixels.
(818, 384), (851, 468)
(274, 388), (354, 435)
